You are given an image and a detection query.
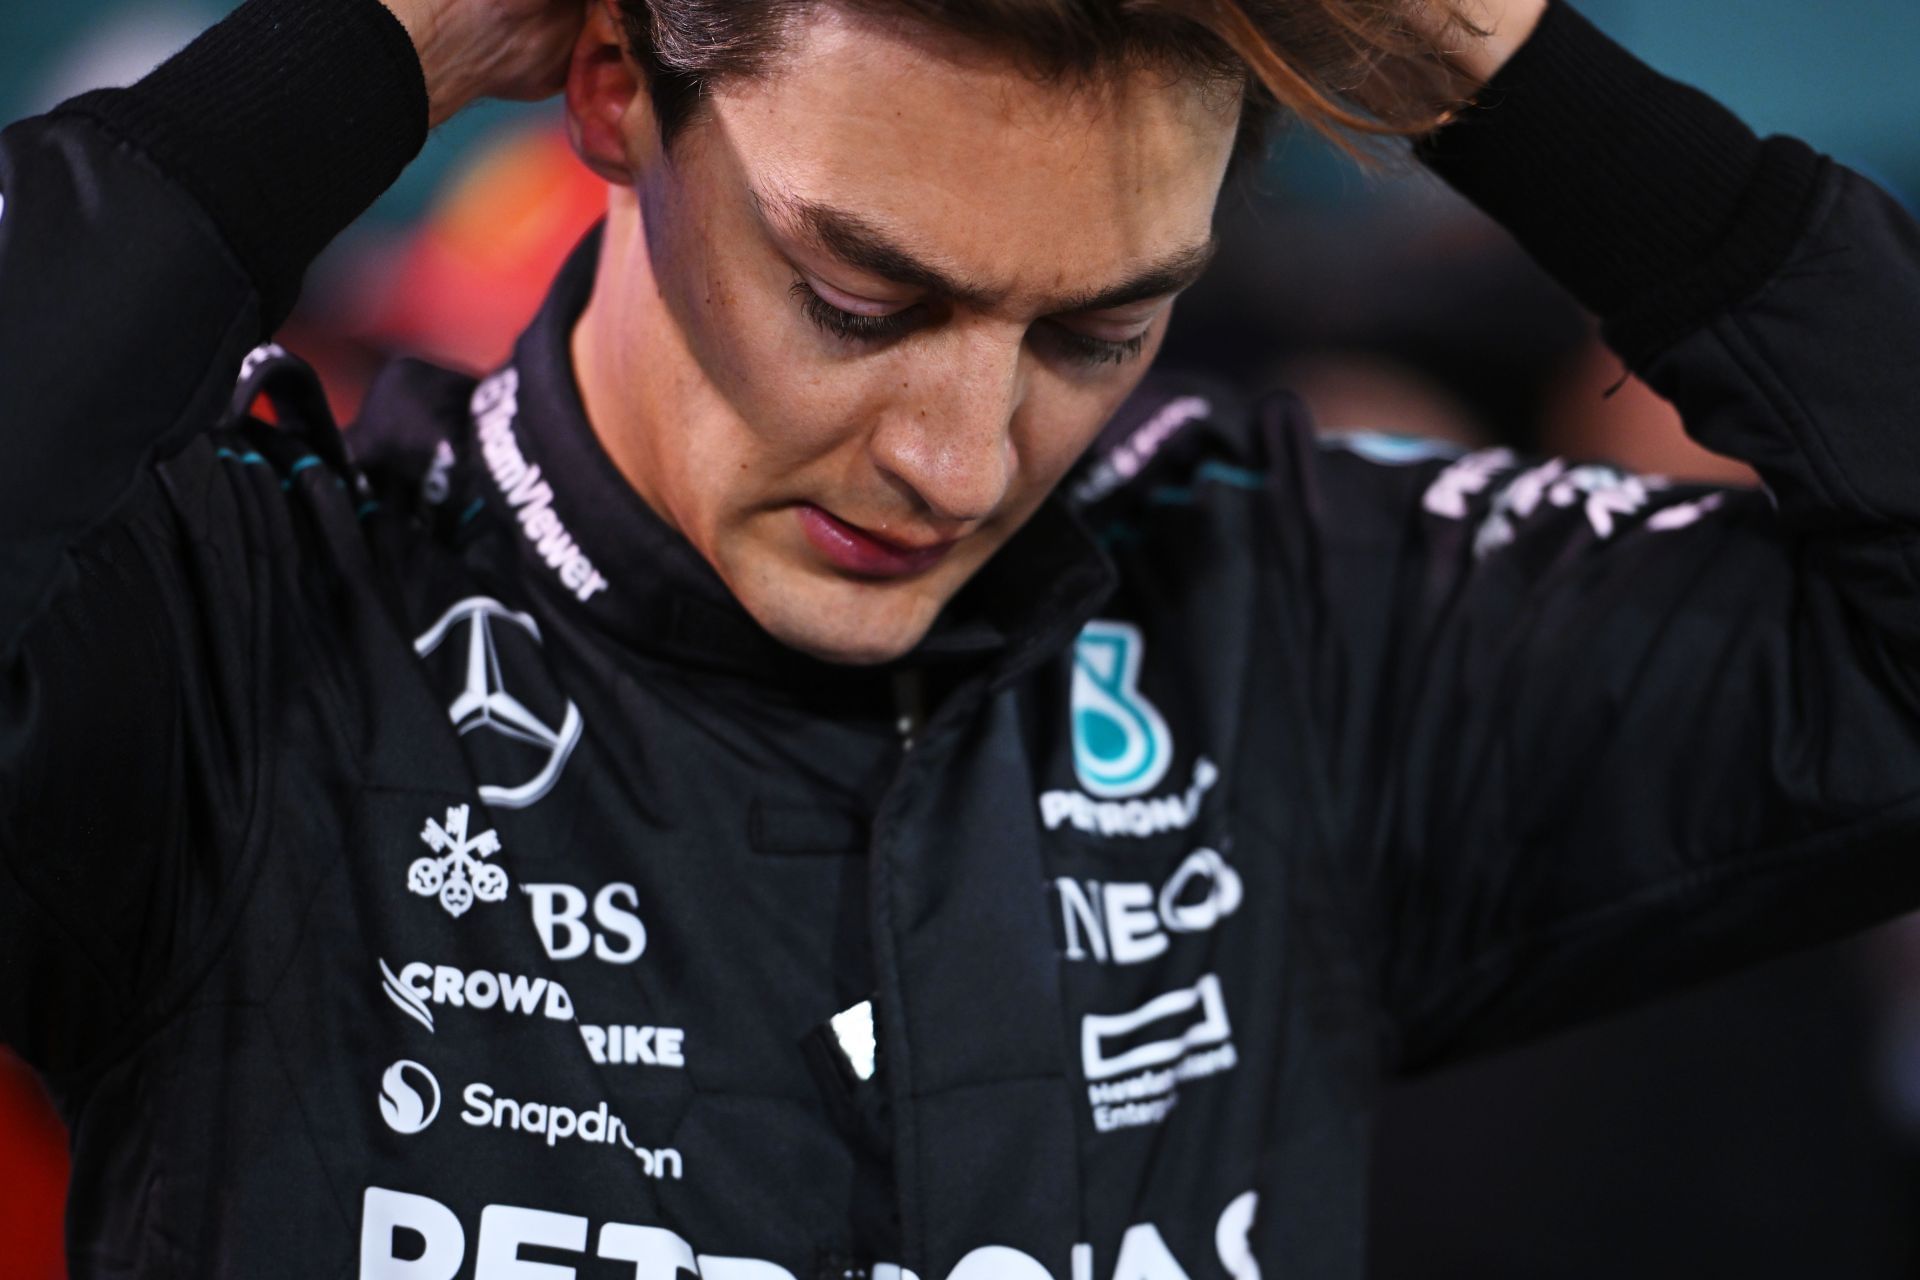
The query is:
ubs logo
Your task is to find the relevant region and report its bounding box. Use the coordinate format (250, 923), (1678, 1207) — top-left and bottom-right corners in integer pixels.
(413, 596), (582, 808)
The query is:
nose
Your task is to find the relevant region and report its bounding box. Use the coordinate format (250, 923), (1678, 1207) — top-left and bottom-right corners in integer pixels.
(868, 335), (1022, 528)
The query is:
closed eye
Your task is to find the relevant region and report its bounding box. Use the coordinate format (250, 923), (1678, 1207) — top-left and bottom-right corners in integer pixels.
(1033, 322), (1151, 367)
(791, 279), (1151, 368)
(791, 280), (923, 344)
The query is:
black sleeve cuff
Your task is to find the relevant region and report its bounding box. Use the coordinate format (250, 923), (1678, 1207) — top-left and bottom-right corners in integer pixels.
(1417, 0), (1828, 365)
(51, 0), (429, 329)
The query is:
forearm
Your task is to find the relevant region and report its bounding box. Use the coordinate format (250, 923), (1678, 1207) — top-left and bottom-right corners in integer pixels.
(1417, 1), (1823, 366)
(1417, 3), (1920, 624)
(0, 0), (427, 654)
(1353, 4), (1920, 1064)
(377, 0), (576, 128)
(48, 0), (428, 326)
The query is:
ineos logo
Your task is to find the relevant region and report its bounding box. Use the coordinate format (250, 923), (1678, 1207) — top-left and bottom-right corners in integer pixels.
(413, 597), (582, 808)
(378, 1060), (442, 1136)
(1055, 847), (1244, 964)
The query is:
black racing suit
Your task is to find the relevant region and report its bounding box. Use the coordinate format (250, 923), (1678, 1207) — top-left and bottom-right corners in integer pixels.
(5, 0), (1920, 1276)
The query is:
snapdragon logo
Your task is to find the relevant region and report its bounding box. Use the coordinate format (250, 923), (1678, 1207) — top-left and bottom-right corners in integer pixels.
(460, 1082), (681, 1178)
(1071, 621), (1173, 799)
(378, 1060), (442, 1136)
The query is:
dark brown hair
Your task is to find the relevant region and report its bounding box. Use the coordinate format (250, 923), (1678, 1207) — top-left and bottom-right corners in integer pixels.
(614, 0), (1481, 163)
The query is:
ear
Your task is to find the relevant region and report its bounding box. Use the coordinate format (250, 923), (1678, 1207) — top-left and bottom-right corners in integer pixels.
(565, 0), (654, 185)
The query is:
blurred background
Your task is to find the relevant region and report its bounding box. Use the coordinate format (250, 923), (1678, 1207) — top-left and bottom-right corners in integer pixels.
(4, 2), (1920, 1277)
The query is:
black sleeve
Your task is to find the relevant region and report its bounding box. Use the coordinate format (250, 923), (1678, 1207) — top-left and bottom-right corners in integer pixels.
(0, 0), (424, 1068)
(1292, 2), (1920, 1069)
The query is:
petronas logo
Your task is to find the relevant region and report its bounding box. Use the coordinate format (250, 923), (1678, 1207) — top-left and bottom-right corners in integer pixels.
(1070, 620), (1173, 799)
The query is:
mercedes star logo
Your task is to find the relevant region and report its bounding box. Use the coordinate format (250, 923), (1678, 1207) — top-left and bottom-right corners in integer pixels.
(414, 597), (582, 808)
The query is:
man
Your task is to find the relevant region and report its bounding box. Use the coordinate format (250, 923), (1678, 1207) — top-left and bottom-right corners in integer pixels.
(2, 0), (1917, 1275)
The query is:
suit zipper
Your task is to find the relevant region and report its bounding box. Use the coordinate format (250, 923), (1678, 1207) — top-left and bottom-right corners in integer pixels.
(889, 668), (926, 752)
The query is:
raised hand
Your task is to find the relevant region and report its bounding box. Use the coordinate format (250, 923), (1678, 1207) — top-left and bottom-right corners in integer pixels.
(378, 0), (588, 126)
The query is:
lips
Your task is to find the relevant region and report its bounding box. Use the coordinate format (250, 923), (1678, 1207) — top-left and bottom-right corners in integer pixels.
(796, 504), (956, 579)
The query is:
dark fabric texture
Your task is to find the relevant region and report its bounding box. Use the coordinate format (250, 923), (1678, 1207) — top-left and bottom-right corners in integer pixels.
(52, 0), (426, 326)
(4, 3), (1920, 1276)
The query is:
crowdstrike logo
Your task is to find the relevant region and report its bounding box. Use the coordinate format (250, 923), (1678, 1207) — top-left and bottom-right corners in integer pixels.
(378, 958), (686, 1068)
(580, 1024), (685, 1068)
(413, 596), (583, 808)
(470, 368), (610, 603)
(378, 1060), (441, 1136)
(379, 959), (574, 1032)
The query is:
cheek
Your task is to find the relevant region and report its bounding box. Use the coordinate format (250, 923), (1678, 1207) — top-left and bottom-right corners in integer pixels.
(721, 345), (880, 474)
(1015, 366), (1155, 489)
(655, 243), (865, 471)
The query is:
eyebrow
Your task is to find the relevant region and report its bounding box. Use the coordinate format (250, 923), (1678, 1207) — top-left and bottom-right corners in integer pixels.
(754, 187), (1218, 314)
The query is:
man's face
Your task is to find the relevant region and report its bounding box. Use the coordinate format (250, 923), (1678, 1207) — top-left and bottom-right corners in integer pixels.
(571, 7), (1241, 664)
